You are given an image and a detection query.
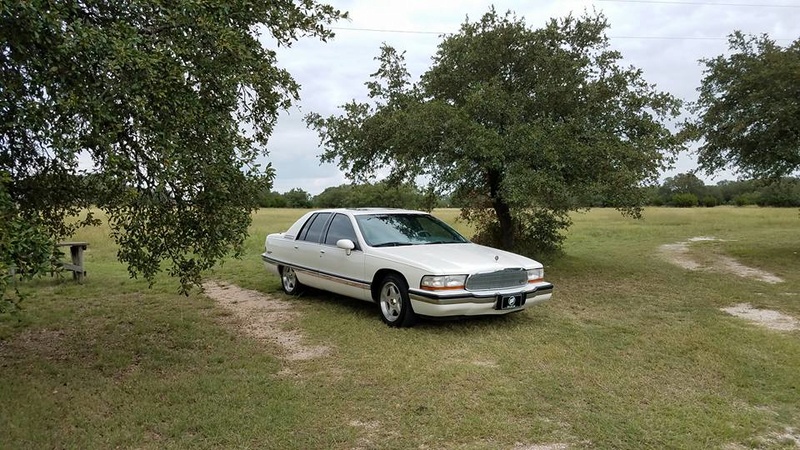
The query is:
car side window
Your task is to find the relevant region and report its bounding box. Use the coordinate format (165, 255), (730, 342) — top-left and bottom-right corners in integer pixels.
(296, 214), (317, 241)
(299, 212), (331, 243)
(324, 214), (359, 248)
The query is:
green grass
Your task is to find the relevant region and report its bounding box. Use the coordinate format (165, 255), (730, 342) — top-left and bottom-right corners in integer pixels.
(2, 207), (799, 449)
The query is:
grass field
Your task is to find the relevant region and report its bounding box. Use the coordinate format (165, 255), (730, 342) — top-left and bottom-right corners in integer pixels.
(1, 207), (799, 449)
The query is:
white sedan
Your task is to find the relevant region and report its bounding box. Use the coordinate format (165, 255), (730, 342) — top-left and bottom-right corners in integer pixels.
(262, 208), (553, 327)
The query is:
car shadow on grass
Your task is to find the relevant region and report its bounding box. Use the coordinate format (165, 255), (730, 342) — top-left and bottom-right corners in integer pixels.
(282, 287), (534, 330)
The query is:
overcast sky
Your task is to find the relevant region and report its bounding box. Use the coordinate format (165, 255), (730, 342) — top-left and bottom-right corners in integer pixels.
(263, 0), (800, 195)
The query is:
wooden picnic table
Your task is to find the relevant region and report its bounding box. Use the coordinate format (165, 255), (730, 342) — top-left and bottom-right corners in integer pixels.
(56, 241), (88, 282)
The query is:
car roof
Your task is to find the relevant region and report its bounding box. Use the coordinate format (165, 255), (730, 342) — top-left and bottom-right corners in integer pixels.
(281, 208), (432, 238)
(314, 208), (428, 216)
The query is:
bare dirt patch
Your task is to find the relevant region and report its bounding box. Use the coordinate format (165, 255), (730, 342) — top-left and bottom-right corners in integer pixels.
(470, 359), (499, 368)
(446, 357), (500, 368)
(203, 281), (331, 361)
(0, 328), (69, 362)
(768, 427), (800, 447)
(659, 237), (783, 283)
(512, 443), (570, 450)
(726, 426), (800, 449)
(721, 303), (799, 332)
(348, 419), (400, 450)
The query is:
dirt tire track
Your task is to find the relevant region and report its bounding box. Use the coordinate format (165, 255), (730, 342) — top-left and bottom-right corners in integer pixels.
(721, 303), (799, 332)
(659, 237), (783, 284)
(203, 281), (331, 361)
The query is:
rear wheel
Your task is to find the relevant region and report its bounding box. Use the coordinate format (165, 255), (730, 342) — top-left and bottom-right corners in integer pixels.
(281, 266), (303, 295)
(378, 274), (417, 327)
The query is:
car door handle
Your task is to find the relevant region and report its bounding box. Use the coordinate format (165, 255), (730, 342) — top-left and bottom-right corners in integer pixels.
(319, 250), (325, 255)
(294, 245), (299, 249)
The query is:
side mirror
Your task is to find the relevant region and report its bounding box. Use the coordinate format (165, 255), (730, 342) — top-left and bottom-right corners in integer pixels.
(336, 239), (356, 256)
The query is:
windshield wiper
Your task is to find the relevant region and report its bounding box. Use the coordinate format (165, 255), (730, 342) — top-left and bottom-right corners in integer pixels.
(372, 241), (412, 247)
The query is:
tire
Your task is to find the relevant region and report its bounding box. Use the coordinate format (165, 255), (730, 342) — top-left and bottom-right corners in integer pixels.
(378, 274), (417, 327)
(280, 266), (304, 295)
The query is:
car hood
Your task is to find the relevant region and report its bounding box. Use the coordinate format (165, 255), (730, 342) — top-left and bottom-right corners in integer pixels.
(369, 243), (541, 274)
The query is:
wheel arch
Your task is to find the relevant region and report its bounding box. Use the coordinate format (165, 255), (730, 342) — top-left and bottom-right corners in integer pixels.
(370, 269), (408, 302)
(277, 263), (289, 280)
(278, 264), (304, 295)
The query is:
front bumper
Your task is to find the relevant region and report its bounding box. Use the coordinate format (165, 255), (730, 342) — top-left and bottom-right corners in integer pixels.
(408, 282), (553, 317)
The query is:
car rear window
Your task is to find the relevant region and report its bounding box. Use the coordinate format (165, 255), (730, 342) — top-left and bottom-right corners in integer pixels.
(298, 212), (331, 243)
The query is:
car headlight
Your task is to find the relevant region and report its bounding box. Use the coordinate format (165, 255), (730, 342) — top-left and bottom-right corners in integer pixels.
(420, 275), (467, 291)
(527, 268), (544, 283)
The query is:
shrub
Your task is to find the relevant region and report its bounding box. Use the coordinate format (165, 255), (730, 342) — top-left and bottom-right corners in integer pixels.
(755, 181), (800, 207)
(734, 193), (759, 206)
(467, 208), (569, 257)
(671, 193), (698, 207)
(702, 195), (718, 207)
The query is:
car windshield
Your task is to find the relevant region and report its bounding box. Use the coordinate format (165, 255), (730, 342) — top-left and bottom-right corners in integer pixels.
(355, 213), (468, 247)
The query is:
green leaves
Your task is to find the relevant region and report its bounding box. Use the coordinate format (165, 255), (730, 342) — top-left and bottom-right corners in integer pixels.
(1, 0), (345, 296)
(308, 8), (682, 256)
(686, 32), (800, 180)
(0, 172), (52, 312)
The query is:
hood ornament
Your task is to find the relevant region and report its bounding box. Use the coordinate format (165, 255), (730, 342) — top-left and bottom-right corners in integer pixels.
(494, 255), (499, 262)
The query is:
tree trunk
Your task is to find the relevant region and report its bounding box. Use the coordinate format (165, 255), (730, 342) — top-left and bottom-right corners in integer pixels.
(487, 169), (514, 249)
(493, 198), (515, 250)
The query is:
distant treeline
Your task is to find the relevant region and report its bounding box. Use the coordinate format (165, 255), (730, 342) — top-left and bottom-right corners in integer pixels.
(260, 174), (800, 209)
(641, 174), (800, 208)
(258, 181), (438, 210)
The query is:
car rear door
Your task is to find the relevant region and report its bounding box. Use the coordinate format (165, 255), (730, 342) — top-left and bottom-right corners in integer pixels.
(291, 212), (332, 289)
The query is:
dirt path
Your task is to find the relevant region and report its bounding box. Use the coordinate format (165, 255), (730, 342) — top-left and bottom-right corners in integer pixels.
(659, 236), (783, 284)
(203, 281), (331, 361)
(721, 303), (800, 332)
(659, 237), (799, 333)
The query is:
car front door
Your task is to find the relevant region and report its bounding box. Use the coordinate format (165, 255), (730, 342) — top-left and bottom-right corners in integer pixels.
(317, 213), (369, 301)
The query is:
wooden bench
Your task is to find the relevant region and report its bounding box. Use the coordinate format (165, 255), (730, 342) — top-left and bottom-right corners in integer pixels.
(56, 241), (88, 282)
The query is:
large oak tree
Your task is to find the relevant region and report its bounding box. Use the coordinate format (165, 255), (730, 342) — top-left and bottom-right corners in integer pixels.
(307, 9), (682, 255)
(685, 32), (800, 180)
(1, 0), (345, 307)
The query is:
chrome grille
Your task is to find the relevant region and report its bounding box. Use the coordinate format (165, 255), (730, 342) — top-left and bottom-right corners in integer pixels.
(465, 268), (527, 291)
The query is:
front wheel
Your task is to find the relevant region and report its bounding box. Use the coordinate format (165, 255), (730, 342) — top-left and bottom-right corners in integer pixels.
(378, 274), (417, 327)
(281, 266), (304, 295)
